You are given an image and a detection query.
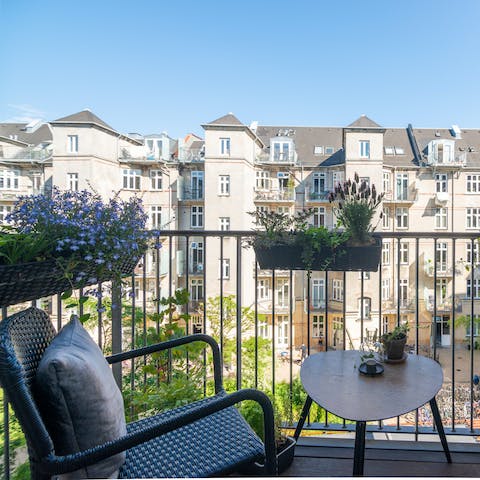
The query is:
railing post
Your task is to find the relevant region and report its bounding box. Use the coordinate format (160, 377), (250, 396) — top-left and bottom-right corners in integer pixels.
(111, 279), (122, 389)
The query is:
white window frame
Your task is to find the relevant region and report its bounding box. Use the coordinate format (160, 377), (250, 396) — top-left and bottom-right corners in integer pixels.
(150, 170), (163, 190)
(382, 278), (391, 300)
(190, 278), (204, 301)
(382, 242), (390, 265)
(332, 171), (344, 188)
(435, 207), (448, 229)
(219, 217), (230, 231)
(67, 135), (78, 153)
(400, 242), (409, 265)
(400, 279), (408, 307)
(0, 205), (12, 223)
(466, 208), (480, 229)
(276, 279), (289, 307)
(332, 279), (343, 301)
(122, 168), (141, 190)
(325, 146), (334, 155)
(219, 258), (230, 279)
(258, 279), (270, 300)
(465, 315), (480, 337)
(312, 172), (326, 193)
(150, 205), (162, 229)
(0, 169), (19, 190)
(312, 315), (324, 338)
(435, 173), (448, 193)
(190, 241), (204, 271)
(396, 173), (408, 201)
(436, 278), (448, 304)
(382, 206), (390, 229)
(255, 171), (271, 190)
(312, 279), (325, 308)
(272, 141), (291, 162)
(191, 171), (204, 200)
(466, 174), (480, 194)
(383, 171), (391, 194)
(218, 175), (230, 196)
(220, 137), (231, 156)
(396, 207), (408, 229)
(313, 146), (324, 155)
(277, 316), (289, 346)
(67, 172), (78, 191)
(312, 207), (325, 228)
(466, 242), (480, 265)
(467, 279), (480, 299)
(358, 297), (371, 318)
(191, 206), (204, 228)
(359, 140), (370, 159)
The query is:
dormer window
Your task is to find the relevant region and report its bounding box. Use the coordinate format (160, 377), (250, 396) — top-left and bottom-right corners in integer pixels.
(359, 140), (370, 159)
(273, 141), (290, 161)
(395, 147), (405, 155)
(314, 146), (324, 155)
(384, 147), (394, 155)
(427, 139), (455, 165)
(325, 146), (334, 155)
(270, 137), (294, 162)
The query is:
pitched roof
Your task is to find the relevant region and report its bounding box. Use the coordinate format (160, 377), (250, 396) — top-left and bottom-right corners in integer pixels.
(53, 109), (113, 130)
(347, 115), (382, 129)
(207, 113), (243, 126)
(0, 123), (52, 146)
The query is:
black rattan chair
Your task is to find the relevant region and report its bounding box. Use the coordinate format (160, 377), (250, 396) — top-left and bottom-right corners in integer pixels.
(0, 307), (277, 478)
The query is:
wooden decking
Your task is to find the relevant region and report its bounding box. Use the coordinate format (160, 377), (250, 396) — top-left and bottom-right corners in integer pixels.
(280, 437), (480, 477)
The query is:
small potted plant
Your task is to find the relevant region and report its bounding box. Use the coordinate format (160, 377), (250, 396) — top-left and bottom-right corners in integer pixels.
(238, 400), (296, 474)
(380, 323), (409, 361)
(328, 172), (384, 271)
(0, 188), (149, 308)
(248, 208), (348, 271)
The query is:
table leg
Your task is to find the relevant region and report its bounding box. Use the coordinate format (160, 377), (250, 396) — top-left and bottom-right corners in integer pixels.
(353, 421), (366, 476)
(429, 397), (452, 463)
(293, 395), (313, 441)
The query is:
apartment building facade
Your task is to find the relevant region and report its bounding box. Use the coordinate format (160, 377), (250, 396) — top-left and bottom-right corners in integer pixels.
(0, 110), (479, 352)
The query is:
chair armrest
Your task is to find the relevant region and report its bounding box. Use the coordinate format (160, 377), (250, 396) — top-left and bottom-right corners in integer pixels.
(106, 333), (222, 394)
(40, 389), (277, 476)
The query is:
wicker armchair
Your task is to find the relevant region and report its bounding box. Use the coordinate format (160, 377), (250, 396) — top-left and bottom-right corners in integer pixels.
(0, 307), (277, 478)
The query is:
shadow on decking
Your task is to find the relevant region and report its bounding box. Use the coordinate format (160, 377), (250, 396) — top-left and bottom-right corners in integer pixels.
(278, 437), (480, 477)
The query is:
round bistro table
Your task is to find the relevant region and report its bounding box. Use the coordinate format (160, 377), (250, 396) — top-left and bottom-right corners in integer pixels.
(293, 350), (452, 476)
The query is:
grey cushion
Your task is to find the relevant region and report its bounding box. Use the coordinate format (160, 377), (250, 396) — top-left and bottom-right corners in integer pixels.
(34, 316), (126, 478)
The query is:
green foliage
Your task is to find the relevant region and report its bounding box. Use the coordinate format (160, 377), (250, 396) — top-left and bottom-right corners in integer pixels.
(122, 289), (205, 422)
(0, 226), (53, 265)
(381, 323), (409, 344)
(0, 389), (27, 480)
(329, 172), (384, 245)
(248, 209), (349, 271)
(12, 461), (30, 480)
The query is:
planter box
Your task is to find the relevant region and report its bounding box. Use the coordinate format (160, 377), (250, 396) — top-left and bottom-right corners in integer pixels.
(0, 255), (140, 308)
(254, 237), (382, 272)
(239, 435), (296, 475)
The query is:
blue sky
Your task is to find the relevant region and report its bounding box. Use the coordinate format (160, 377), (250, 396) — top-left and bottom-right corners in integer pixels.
(1, 0), (479, 138)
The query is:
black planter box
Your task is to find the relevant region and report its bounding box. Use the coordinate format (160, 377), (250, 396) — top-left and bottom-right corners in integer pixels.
(254, 237), (382, 272)
(0, 255), (140, 308)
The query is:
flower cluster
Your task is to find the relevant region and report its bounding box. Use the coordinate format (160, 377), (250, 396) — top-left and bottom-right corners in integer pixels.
(328, 173), (384, 245)
(6, 188), (149, 284)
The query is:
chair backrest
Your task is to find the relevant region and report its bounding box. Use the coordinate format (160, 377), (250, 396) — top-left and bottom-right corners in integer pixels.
(0, 307), (56, 467)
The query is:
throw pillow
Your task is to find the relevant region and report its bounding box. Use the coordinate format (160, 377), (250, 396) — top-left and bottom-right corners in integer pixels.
(34, 316), (126, 478)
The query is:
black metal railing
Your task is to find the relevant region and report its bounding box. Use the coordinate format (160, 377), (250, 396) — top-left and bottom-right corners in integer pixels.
(1, 230), (480, 478)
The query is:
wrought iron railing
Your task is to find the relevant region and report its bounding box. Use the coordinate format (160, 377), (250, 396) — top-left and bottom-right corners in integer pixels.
(1, 231), (480, 478)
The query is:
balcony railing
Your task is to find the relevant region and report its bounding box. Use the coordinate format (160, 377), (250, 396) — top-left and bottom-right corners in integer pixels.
(2, 231), (480, 478)
(305, 190), (331, 202)
(253, 188), (295, 202)
(180, 188), (204, 200)
(255, 151), (297, 164)
(0, 146), (52, 161)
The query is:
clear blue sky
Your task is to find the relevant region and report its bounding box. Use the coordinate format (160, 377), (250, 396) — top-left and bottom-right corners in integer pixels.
(1, 0), (479, 138)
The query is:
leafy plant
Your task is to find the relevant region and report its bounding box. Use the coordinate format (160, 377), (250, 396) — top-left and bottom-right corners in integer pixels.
(329, 172), (384, 245)
(247, 208), (348, 271)
(380, 323), (409, 344)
